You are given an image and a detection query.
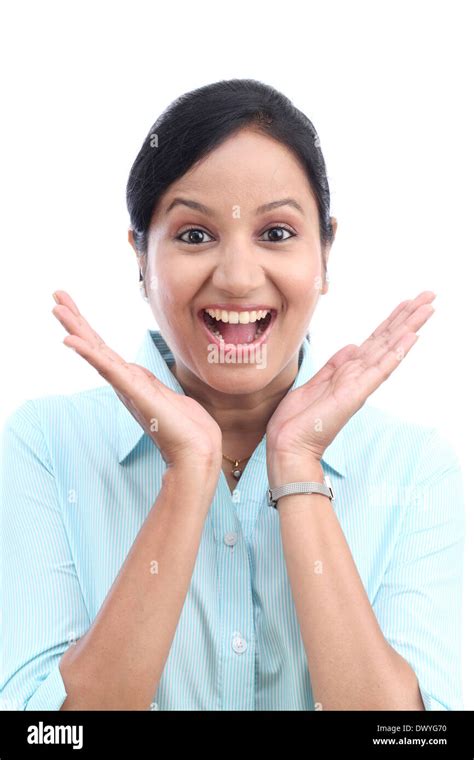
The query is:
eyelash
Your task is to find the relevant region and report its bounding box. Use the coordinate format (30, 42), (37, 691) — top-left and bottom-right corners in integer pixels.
(175, 224), (296, 245)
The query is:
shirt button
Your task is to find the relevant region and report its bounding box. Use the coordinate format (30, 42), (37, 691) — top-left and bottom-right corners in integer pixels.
(224, 531), (238, 546)
(232, 633), (248, 654)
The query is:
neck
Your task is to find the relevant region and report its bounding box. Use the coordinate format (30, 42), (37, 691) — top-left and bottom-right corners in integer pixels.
(169, 353), (300, 446)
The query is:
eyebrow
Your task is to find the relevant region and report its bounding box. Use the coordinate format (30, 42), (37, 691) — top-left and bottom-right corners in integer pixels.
(164, 197), (305, 216)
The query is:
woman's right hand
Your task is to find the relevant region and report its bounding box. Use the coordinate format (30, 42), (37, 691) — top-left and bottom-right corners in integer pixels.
(51, 290), (222, 471)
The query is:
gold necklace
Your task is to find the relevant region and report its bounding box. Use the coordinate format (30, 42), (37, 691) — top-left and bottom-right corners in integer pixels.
(182, 383), (254, 480)
(222, 452), (252, 480)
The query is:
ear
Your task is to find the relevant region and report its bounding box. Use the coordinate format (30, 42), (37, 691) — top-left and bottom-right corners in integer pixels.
(321, 217), (337, 296)
(127, 227), (136, 249)
(128, 228), (146, 281)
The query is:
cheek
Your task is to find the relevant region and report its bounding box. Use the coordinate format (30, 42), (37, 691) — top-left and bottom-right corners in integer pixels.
(147, 269), (199, 342)
(276, 266), (321, 304)
(296, 254), (323, 297)
(148, 261), (194, 309)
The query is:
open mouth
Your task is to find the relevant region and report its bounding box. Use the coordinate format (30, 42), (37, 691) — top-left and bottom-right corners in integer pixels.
(198, 308), (276, 349)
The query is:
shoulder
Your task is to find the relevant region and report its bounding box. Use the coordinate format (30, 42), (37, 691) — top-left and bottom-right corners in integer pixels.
(343, 402), (461, 484)
(341, 404), (464, 549)
(2, 385), (119, 456)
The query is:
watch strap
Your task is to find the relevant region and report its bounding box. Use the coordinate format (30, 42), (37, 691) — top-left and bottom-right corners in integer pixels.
(267, 476), (335, 508)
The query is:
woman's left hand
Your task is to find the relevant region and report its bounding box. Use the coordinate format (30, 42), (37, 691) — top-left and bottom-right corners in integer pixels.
(266, 291), (436, 469)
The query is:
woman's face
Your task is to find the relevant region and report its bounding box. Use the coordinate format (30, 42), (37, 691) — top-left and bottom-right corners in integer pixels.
(131, 128), (336, 396)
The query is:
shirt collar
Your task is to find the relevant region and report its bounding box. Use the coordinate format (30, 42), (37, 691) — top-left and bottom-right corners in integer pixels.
(116, 330), (346, 477)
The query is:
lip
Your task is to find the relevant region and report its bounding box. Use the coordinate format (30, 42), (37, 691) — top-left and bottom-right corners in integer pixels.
(198, 307), (277, 352)
(200, 303), (278, 313)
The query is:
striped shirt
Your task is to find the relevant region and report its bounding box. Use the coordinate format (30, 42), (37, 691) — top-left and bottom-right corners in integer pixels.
(0, 330), (465, 710)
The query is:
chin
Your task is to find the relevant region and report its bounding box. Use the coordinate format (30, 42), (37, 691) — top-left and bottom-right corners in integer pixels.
(200, 359), (273, 394)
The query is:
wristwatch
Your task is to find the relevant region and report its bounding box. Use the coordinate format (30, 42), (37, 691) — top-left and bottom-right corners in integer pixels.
(267, 475), (335, 509)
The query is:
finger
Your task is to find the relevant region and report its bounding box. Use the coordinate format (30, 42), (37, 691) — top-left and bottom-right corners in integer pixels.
(52, 303), (107, 349)
(379, 290), (436, 337)
(64, 335), (171, 403)
(63, 334), (139, 393)
(53, 290), (81, 316)
(358, 292), (436, 362)
(368, 291), (436, 345)
(370, 299), (411, 338)
(52, 302), (128, 369)
(362, 301), (435, 367)
(344, 333), (419, 409)
(359, 331), (419, 399)
(380, 302), (434, 354)
(305, 344), (360, 388)
(52, 290), (112, 351)
(53, 293), (173, 396)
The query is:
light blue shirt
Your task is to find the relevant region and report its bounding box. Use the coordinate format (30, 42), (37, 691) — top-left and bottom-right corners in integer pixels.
(0, 330), (465, 710)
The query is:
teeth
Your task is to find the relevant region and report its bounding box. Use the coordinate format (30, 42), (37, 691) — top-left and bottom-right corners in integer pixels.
(204, 308), (270, 323)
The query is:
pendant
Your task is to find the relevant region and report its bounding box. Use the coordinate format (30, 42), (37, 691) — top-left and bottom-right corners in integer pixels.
(232, 463), (242, 480)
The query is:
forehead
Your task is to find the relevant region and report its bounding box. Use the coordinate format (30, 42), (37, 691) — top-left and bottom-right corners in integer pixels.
(154, 128), (318, 219)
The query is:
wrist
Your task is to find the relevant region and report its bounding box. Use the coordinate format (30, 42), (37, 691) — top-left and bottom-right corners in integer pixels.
(164, 457), (221, 492)
(267, 454), (324, 488)
(167, 447), (222, 472)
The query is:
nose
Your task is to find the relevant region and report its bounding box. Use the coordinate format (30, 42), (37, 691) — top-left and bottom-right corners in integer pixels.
(211, 236), (267, 296)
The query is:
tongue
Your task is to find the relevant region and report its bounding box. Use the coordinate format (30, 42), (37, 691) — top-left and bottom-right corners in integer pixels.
(218, 320), (258, 344)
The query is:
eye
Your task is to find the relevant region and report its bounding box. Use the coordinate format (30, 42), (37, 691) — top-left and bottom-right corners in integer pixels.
(260, 225), (295, 243)
(175, 224), (296, 245)
(176, 228), (214, 245)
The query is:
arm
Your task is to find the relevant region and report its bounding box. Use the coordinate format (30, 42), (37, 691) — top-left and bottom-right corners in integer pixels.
(265, 291), (443, 709)
(60, 459), (219, 710)
(269, 455), (425, 711)
(44, 289), (223, 709)
(1, 400), (92, 711)
(0, 400), (220, 711)
(371, 429), (464, 710)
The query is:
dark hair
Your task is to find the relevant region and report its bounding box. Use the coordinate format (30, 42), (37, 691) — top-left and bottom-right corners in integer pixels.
(126, 78), (335, 345)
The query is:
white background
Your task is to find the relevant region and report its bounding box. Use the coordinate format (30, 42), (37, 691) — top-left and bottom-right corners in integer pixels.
(1, 0), (473, 707)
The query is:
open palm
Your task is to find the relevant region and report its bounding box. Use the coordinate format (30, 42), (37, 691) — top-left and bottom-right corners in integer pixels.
(266, 291), (436, 463)
(52, 290), (222, 467)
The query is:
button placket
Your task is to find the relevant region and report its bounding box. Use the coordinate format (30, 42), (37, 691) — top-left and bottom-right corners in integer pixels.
(231, 631), (248, 654)
(224, 531), (238, 554)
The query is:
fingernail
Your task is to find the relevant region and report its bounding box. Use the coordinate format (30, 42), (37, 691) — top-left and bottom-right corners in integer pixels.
(52, 292), (60, 304)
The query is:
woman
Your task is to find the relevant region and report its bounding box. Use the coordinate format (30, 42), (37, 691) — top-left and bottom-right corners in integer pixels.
(0, 79), (464, 711)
